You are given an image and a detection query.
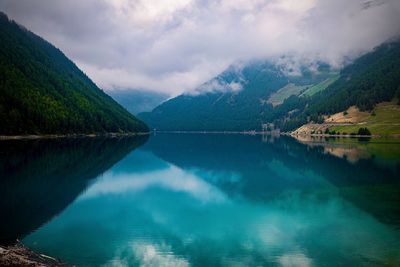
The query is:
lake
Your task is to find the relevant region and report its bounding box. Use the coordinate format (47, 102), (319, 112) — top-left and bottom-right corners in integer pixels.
(1, 134), (400, 266)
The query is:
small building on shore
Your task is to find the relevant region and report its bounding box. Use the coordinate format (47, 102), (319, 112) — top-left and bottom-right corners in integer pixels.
(261, 123), (280, 135)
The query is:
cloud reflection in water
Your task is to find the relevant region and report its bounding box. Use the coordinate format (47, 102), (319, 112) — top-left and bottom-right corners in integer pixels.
(22, 137), (400, 267)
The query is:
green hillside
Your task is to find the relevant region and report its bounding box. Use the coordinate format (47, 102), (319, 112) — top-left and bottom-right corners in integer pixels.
(268, 40), (400, 131)
(0, 13), (148, 135)
(139, 38), (399, 133)
(268, 74), (340, 106)
(329, 101), (400, 136)
(267, 84), (309, 106)
(309, 41), (400, 114)
(300, 74), (339, 97)
(140, 62), (287, 131)
(139, 61), (333, 131)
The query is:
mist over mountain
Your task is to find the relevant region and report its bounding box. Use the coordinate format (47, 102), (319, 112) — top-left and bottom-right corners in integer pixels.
(1, 0), (399, 95)
(138, 60), (335, 131)
(139, 39), (400, 132)
(108, 89), (168, 115)
(0, 2), (399, 266)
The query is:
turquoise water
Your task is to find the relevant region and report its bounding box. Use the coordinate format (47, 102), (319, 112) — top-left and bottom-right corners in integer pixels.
(1, 134), (400, 266)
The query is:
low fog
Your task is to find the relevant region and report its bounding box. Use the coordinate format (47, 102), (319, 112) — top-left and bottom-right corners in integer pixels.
(1, 0), (399, 95)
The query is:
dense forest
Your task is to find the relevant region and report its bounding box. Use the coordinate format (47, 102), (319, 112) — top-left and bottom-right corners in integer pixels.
(139, 61), (334, 131)
(140, 39), (400, 132)
(0, 13), (148, 135)
(1, 9), (398, 134)
(269, 40), (400, 131)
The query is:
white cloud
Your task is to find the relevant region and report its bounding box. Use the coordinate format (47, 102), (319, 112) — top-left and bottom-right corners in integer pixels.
(1, 0), (399, 95)
(191, 79), (243, 95)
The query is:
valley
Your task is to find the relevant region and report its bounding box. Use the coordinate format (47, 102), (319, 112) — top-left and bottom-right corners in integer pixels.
(139, 40), (400, 135)
(0, 2), (400, 266)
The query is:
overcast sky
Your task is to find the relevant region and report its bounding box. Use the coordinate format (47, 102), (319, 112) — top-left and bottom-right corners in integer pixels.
(1, 0), (399, 95)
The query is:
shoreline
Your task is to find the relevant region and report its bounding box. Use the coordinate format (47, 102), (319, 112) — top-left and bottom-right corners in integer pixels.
(151, 131), (400, 138)
(0, 132), (150, 140)
(2, 131), (397, 140)
(0, 241), (63, 266)
(289, 133), (377, 138)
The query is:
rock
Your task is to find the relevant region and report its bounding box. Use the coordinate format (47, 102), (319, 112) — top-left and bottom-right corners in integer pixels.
(0, 241), (64, 267)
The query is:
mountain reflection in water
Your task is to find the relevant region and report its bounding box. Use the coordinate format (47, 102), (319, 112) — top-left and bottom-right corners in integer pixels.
(0, 136), (148, 244)
(1, 134), (399, 266)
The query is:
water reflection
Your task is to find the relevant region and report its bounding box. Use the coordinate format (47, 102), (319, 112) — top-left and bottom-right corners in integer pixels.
(1, 134), (399, 266)
(82, 164), (226, 203)
(0, 136), (147, 244)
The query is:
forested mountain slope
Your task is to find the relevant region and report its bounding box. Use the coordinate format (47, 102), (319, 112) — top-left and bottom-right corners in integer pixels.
(0, 13), (148, 135)
(139, 61), (333, 131)
(141, 39), (400, 132)
(271, 39), (400, 131)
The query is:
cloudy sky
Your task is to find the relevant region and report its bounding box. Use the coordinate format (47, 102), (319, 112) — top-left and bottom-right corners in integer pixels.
(1, 0), (399, 95)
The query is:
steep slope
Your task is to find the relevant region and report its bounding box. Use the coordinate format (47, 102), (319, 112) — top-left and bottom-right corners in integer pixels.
(139, 61), (333, 131)
(140, 39), (399, 133)
(272, 39), (400, 131)
(0, 13), (148, 135)
(308, 40), (400, 114)
(108, 89), (168, 115)
(300, 74), (340, 97)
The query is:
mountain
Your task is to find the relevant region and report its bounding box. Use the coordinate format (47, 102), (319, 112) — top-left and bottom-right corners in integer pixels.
(271, 39), (400, 131)
(140, 39), (400, 132)
(307, 40), (400, 113)
(139, 61), (334, 131)
(0, 13), (148, 135)
(108, 89), (168, 115)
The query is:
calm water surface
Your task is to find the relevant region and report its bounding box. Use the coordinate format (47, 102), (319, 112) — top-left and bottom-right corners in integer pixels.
(1, 134), (400, 266)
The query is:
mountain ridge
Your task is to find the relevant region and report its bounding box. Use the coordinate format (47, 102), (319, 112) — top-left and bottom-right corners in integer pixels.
(138, 60), (336, 131)
(139, 39), (400, 133)
(0, 12), (148, 135)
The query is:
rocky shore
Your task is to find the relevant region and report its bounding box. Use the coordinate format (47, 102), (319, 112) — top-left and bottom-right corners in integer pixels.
(0, 242), (64, 267)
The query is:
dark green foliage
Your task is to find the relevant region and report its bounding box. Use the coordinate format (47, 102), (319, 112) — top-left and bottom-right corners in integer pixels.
(140, 62), (288, 131)
(357, 128), (372, 136)
(142, 37), (399, 132)
(324, 128), (336, 135)
(308, 40), (400, 115)
(268, 40), (400, 131)
(0, 13), (148, 135)
(140, 61), (332, 131)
